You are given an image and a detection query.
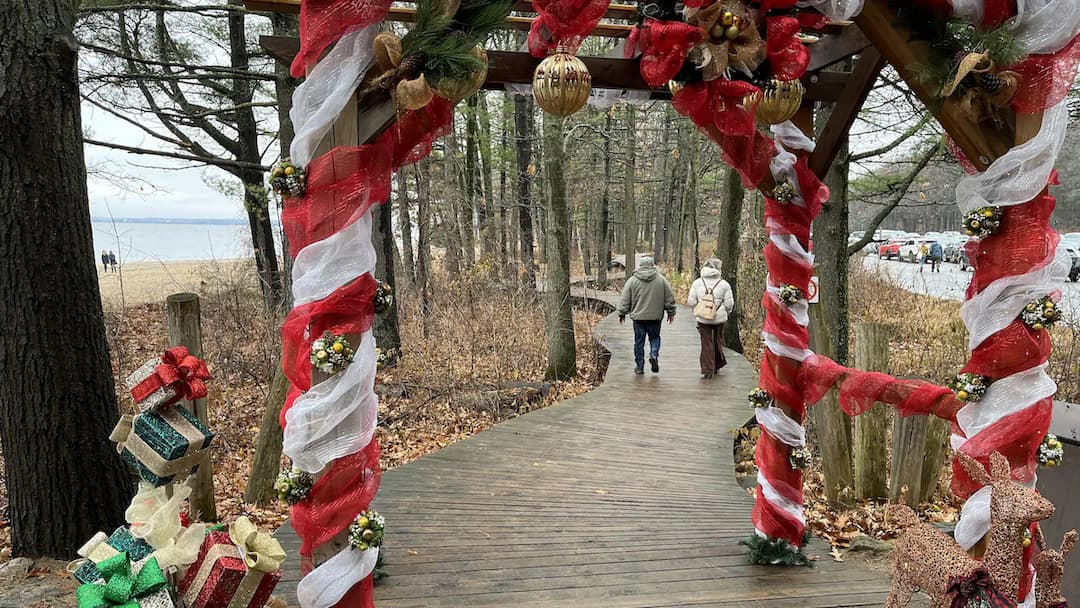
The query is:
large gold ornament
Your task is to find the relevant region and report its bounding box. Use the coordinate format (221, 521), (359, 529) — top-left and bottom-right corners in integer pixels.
(532, 51), (592, 116)
(745, 78), (804, 125)
(434, 46), (489, 102)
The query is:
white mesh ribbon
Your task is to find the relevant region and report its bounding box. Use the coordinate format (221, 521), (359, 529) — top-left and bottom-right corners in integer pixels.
(954, 485), (992, 550)
(290, 25), (379, 168)
(956, 365), (1057, 440)
(1011, 0), (1080, 54)
(296, 546), (379, 608)
(125, 482), (206, 569)
(955, 102), (1068, 214)
(960, 248), (1070, 349)
(755, 406), (807, 447)
(756, 472), (806, 525)
(292, 214), (376, 306)
(283, 330), (379, 473)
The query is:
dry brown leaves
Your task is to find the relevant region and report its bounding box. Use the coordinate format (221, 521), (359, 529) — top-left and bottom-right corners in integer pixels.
(0, 264), (603, 555)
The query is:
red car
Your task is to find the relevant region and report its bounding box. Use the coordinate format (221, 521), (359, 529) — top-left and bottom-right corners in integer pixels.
(878, 238), (905, 259)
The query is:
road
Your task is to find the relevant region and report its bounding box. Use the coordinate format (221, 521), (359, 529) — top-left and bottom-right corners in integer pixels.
(861, 255), (1080, 324)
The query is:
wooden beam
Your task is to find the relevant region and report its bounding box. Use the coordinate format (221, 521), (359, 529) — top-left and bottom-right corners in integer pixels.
(260, 36), (849, 102)
(854, 0), (1013, 170)
(806, 25), (870, 72)
(245, 0), (639, 20)
(808, 47), (885, 177)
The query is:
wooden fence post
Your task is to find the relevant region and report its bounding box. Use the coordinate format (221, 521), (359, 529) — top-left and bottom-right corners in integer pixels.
(919, 416), (951, 502)
(853, 322), (889, 500)
(808, 303), (855, 506)
(166, 292), (217, 521)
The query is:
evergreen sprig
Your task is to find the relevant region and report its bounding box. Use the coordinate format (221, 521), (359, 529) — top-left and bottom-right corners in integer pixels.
(401, 0), (513, 86)
(741, 533), (814, 567)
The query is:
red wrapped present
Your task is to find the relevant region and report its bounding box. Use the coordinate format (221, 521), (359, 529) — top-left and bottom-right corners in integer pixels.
(178, 518), (285, 608)
(126, 347), (211, 412)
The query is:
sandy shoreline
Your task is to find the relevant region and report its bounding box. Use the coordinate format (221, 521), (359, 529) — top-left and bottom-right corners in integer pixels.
(96, 258), (251, 307)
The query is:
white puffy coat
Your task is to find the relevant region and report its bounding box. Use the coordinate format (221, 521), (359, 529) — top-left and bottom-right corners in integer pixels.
(686, 267), (734, 325)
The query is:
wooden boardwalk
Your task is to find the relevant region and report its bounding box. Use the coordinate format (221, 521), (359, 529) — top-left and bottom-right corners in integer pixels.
(275, 296), (902, 607)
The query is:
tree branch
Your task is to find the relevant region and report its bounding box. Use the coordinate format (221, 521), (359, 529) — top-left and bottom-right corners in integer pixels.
(84, 138), (270, 172)
(850, 113), (934, 162)
(847, 139), (943, 256)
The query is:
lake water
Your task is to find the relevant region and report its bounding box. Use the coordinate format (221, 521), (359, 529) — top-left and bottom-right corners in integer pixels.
(91, 220), (263, 263)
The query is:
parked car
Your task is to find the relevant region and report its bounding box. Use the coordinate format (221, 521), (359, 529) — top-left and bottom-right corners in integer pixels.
(942, 236), (970, 263)
(878, 238), (905, 259)
(956, 248), (972, 271)
(898, 238), (938, 263)
(1066, 247), (1080, 282)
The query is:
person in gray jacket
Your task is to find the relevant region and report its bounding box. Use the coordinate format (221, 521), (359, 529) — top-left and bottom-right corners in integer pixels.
(616, 257), (676, 375)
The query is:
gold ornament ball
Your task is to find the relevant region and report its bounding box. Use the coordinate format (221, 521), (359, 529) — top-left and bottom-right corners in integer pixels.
(724, 25), (740, 40)
(284, 166), (296, 176)
(273, 167), (285, 177)
(721, 10), (735, 26)
(709, 23), (727, 40)
(668, 80), (683, 96)
(533, 52), (592, 117)
(317, 350), (328, 360)
(1048, 460), (1059, 467)
(745, 78), (805, 125)
(333, 342), (344, 353)
(971, 220), (982, 228)
(1033, 323), (1044, 330)
(957, 390), (969, 401)
(434, 46), (489, 102)
(362, 529), (376, 542)
(982, 209), (994, 217)
(357, 516), (369, 529)
(1024, 537), (1033, 547)
(1026, 303), (1037, 311)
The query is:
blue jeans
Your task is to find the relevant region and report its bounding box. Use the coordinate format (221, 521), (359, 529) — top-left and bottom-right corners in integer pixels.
(633, 320), (662, 371)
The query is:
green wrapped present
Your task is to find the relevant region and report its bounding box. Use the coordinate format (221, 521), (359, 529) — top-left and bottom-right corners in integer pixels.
(74, 527), (154, 584)
(110, 405), (214, 487)
(76, 553), (173, 608)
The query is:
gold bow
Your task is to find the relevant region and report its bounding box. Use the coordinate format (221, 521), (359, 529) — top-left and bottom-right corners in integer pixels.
(687, 1), (765, 80)
(942, 52), (1018, 124)
(363, 32), (434, 112)
(228, 517), (286, 573)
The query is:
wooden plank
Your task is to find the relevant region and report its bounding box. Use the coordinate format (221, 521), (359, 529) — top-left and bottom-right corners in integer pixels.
(245, 0), (640, 20)
(259, 36), (850, 103)
(808, 47), (885, 178)
(854, 0), (1013, 170)
(853, 322), (889, 501)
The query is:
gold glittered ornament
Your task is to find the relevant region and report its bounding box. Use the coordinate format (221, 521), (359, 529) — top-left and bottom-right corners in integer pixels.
(532, 50), (592, 116)
(434, 46), (489, 102)
(745, 78), (804, 125)
(668, 80), (683, 96)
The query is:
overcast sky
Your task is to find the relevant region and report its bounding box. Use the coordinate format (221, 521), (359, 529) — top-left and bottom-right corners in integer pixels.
(83, 102), (245, 221)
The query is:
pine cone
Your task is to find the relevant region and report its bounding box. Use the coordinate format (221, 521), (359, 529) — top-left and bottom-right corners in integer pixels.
(398, 55), (424, 80)
(977, 72), (1004, 94)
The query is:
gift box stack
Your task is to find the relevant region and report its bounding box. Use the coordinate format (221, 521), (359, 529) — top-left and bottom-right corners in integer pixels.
(71, 348), (286, 608)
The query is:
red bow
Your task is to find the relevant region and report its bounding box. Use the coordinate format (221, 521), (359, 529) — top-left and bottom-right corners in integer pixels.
(131, 347), (211, 406)
(766, 16), (810, 81)
(629, 19), (704, 87)
(947, 569), (1016, 608)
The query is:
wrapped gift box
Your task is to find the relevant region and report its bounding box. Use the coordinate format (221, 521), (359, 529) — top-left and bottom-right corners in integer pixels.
(112, 405), (214, 487)
(178, 527), (283, 608)
(76, 554), (173, 608)
(74, 526), (155, 584)
(125, 347), (210, 413)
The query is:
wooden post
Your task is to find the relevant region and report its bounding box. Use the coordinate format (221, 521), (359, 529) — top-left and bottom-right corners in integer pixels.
(808, 303), (855, 506)
(166, 292), (217, 521)
(919, 416), (950, 502)
(854, 322), (889, 501)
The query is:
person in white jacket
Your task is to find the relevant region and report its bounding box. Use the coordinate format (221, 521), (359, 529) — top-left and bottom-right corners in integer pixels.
(686, 259), (734, 378)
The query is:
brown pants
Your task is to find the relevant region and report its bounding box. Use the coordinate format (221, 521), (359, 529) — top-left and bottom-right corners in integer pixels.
(697, 323), (727, 376)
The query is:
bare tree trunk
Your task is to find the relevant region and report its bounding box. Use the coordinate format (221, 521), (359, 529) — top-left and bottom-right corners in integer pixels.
(623, 104), (637, 280)
(543, 113), (577, 380)
(478, 94), (497, 263)
(0, 0), (132, 556)
(813, 115), (851, 364)
(514, 94), (535, 288)
(372, 201), (402, 354)
(596, 112), (612, 289)
(686, 136), (700, 276)
(654, 115), (669, 263)
(717, 169), (745, 352)
(464, 99), (482, 263)
(397, 169), (415, 288)
(415, 162), (434, 339)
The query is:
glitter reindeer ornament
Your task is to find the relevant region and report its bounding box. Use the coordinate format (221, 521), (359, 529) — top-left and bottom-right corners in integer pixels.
(1036, 529), (1077, 608)
(886, 452), (1055, 608)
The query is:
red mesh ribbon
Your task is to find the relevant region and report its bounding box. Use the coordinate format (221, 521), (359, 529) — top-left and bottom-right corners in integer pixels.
(626, 19), (704, 87)
(952, 399), (1051, 498)
(796, 11), (831, 30)
(527, 0), (611, 57)
(757, 0), (799, 10)
(131, 347), (211, 405)
(964, 319), (1052, 380)
(280, 274), (377, 393)
(284, 99), (454, 255)
(1011, 34), (1080, 115)
(966, 188), (1059, 296)
(752, 426), (807, 545)
(798, 355), (965, 421)
(766, 16), (810, 81)
(291, 0), (391, 77)
(291, 439), (382, 556)
(673, 80), (775, 187)
(979, 0), (1016, 28)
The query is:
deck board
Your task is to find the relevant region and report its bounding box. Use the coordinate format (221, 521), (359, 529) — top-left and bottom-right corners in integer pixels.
(273, 293), (914, 607)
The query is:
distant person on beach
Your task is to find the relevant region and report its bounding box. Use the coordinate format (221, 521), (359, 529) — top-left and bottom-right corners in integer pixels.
(108, 251), (118, 272)
(617, 257), (676, 375)
(687, 259), (734, 379)
(100, 250), (110, 273)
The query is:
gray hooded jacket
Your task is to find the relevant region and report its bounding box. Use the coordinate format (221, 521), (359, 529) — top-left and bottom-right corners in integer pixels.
(617, 263), (676, 321)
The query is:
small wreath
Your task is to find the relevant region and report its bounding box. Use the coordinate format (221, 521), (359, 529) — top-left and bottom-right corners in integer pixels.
(951, 372), (989, 403)
(1038, 434), (1064, 467)
(311, 332), (355, 376)
(789, 446), (812, 470)
(270, 158), (306, 198)
(772, 181), (796, 204)
(274, 467), (313, 505)
(962, 206), (1002, 238)
(748, 387), (773, 409)
(1020, 296), (1061, 331)
(778, 284), (803, 306)
(349, 510), (386, 552)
